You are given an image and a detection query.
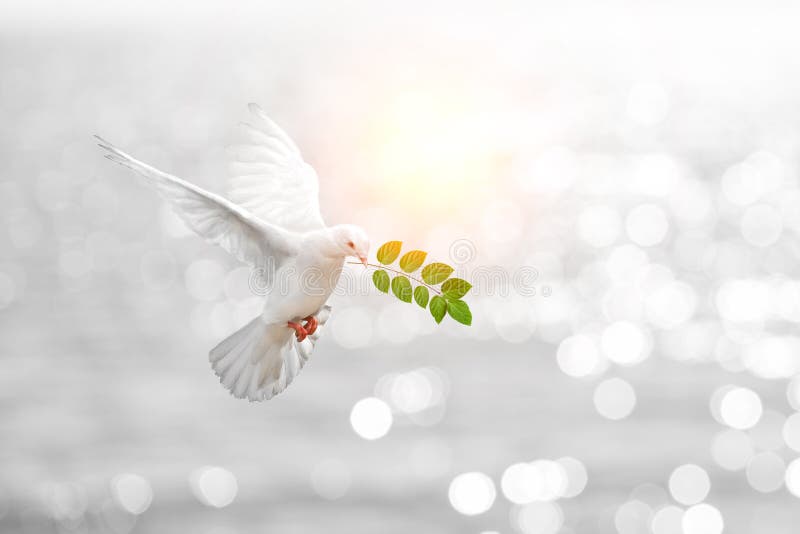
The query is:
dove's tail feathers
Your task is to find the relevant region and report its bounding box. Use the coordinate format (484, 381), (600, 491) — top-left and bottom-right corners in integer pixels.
(209, 306), (331, 402)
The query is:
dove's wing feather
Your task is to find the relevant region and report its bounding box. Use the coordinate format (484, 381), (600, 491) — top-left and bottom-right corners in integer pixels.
(226, 103), (326, 233)
(95, 136), (298, 271)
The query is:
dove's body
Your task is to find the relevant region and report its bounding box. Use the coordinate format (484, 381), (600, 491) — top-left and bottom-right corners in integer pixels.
(97, 104), (369, 402)
(262, 236), (345, 324)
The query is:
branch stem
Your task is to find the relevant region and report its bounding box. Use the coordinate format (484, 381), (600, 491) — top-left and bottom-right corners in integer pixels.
(347, 261), (442, 295)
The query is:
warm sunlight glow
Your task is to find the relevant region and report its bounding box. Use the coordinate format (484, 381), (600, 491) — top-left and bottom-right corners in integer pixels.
(370, 90), (497, 211)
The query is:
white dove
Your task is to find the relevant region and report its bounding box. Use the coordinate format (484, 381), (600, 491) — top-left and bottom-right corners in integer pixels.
(96, 103), (370, 402)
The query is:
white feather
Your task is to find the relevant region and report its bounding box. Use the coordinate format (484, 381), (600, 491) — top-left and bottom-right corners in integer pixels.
(226, 103), (326, 233)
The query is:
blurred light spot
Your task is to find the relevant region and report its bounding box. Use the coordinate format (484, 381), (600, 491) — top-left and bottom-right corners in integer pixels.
(716, 279), (769, 323)
(601, 321), (649, 366)
(710, 429), (754, 471)
(593, 378), (636, 420)
(742, 337), (800, 379)
(331, 307), (373, 349)
(614, 499), (652, 534)
(110, 474), (152, 515)
(310, 459), (351, 500)
(682, 503), (724, 534)
(513, 501), (564, 534)
(531, 460), (568, 501)
(350, 397), (392, 440)
(448, 472), (496, 516)
(721, 162), (763, 206)
(626, 204), (669, 247)
(606, 245), (649, 285)
(785, 458), (800, 497)
(782, 413), (800, 452)
(502, 463), (543, 504)
(139, 250), (176, 291)
(189, 466), (237, 508)
(636, 263), (674, 295)
(645, 281), (696, 329)
(709, 385), (736, 424)
(630, 153), (680, 197)
(668, 464), (710, 505)
(651, 505), (684, 534)
(720, 387), (762, 430)
(627, 82), (669, 126)
(775, 280), (800, 323)
(577, 205), (621, 247)
(390, 370), (434, 414)
(741, 204), (782, 247)
(500, 460), (567, 504)
(557, 334), (602, 378)
(746, 452), (786, 493)
(555, 456), (588, 498)
(184, 259), (224, 301)
(745, 151), (785, 195)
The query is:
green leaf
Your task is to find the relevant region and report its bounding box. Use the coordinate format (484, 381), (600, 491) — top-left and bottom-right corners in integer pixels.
(445, 298), (472, 326)
(391, 276), (412, 303)
(429, 296), (447, 324)
(421, 263), (454, 285)
(372, 269), (390, 293)
(399, 250), (427, 273)
(377, 241), (402, 265)
(441, 278), (472, 299)
(413, 286), (429, 308)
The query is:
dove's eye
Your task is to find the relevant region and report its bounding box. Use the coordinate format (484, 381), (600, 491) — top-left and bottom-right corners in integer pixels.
(347, 241), (354, 248)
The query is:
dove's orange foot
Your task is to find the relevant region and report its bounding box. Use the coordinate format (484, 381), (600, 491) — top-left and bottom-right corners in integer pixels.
(302, 315), (318, 336)
(287, 321), (308, 342)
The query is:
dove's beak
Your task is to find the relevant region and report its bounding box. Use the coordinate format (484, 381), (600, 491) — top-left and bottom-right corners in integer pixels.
(358, 255), (368, 267)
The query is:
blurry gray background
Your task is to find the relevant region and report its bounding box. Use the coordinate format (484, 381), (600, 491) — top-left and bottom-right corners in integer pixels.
(2, 1), (800, 533)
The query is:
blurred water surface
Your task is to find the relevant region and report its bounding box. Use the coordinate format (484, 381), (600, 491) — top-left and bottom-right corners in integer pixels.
(3, 1), (800, 533)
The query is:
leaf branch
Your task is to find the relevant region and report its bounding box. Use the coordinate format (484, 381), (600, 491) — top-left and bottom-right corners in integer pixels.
(347, 261), (443, 295)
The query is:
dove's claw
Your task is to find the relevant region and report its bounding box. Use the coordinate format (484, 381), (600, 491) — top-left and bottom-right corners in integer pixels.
(302, 315), (318, 336)
(287, 321), (308, 342)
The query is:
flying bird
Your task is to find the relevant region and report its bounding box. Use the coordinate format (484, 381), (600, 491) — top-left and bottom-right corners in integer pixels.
(96, 104), (370, 402)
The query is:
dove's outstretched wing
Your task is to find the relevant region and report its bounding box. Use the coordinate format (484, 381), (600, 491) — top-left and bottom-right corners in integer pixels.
(225, 103), (326, 233)
(95, 136), (298, 273)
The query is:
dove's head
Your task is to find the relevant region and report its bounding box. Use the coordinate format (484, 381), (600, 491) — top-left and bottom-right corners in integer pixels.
(331, 224), (370, 266)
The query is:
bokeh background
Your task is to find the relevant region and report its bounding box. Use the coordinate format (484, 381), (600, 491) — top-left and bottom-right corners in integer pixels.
(3, 1), (800, 533)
